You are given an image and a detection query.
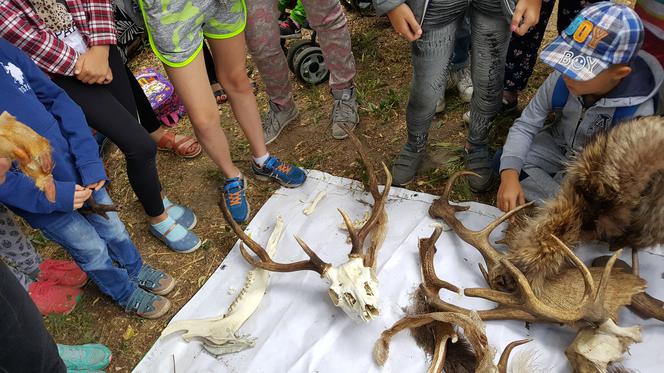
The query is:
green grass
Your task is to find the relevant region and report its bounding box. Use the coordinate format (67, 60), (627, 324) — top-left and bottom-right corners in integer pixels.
(351, 28), (381, 62)
(44, 296), (101, 344)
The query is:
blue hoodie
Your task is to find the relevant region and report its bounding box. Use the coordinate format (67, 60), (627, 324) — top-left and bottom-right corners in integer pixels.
(0, 39), (107, 228)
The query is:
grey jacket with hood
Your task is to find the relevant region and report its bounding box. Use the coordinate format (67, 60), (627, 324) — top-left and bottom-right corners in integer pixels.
(373, 0), (515, 25)
(500, 51), (663, 176)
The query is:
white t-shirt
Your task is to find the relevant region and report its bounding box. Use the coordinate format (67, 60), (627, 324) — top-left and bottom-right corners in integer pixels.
(52, 0), (88, 54)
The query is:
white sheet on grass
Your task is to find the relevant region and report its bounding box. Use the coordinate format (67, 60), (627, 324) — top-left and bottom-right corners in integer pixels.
(134, 170), (664, 373)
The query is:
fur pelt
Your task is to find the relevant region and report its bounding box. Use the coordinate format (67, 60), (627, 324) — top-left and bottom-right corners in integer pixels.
(502, 116), (664, 293)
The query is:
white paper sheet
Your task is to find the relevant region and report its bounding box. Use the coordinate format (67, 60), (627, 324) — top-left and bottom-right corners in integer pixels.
(134, 170), (664, 373)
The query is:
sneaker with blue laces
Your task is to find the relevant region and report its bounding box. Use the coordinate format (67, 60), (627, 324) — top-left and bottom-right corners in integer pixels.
(137, 264), (175, 295)
(252, 155), (306, 188)
(57, 344), (112, 371)
(125, 288), (171, 319)
(223, 175), (250, 224)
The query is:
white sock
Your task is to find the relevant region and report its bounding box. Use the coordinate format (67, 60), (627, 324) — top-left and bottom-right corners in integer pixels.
(253, 153), (270, 167)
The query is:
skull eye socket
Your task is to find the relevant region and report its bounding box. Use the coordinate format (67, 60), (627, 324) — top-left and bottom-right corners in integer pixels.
(364, 282), (374, 297)
(365, 304), (379, 318)
(344, 292), (357, 305)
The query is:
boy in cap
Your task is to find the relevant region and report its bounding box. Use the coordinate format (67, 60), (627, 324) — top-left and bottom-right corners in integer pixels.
(497, 2), (663, 212)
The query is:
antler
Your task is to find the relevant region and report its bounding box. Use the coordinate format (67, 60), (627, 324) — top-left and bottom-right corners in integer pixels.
(219, 200), (331, 275)
(339, 125), (392, 268)
(419, 227), (460, 293)
(428, 171), (532, 282)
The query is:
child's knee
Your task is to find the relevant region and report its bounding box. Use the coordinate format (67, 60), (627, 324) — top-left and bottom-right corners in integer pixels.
(219, 72), (252, 95)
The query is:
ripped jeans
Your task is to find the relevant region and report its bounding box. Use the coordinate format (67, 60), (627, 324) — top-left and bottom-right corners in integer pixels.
(405, 0), (511, 152)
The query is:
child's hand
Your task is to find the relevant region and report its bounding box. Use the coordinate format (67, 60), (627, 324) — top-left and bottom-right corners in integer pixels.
(74, 184), (92, 209)
(86, 180), (106, 192)
(75, 46), (113, 85)
(387, 4), (422, 42)
(511, 0), (542, 36)
(497, 169), (525, 212)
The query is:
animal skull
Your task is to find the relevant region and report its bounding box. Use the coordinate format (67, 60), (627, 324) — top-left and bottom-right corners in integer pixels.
(324, 257), (379, 322)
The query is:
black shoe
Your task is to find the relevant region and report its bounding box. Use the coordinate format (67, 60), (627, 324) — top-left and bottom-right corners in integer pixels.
(464, 146), (497, 192)
(279, 18), (302, 39)
(391, 146), (425, 186)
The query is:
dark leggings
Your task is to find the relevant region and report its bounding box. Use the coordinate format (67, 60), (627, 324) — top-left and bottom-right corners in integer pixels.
(0, 262), (66, 373)
(203, 43), (218, 85)
(503, 0), (596, 92)
(53, 46), (164, 217)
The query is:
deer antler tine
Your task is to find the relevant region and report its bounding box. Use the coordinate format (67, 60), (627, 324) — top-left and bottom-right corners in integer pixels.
(464, 288), (521, 306)
(549, 235), (596, 303)
(342, 125), (381, 198)
(338, 208), (362, 257)
(444, 171), (479, 199)
(293, 236), (332, 275)
(478, 263), (490, 284)
(381, 162), (393, 194)
(480, 201), (534, 236)
(497, 339), (532, 373)
(594, 249), (623, 306)
(632, 248), (639, 277)
(219, 196), (272, 262)
(499, 257), (585, 323)
(419, 228), (460, 293)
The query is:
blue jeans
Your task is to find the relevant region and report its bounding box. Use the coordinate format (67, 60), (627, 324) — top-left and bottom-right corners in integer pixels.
(405, 0), (511, 152)
(41, 188), (142, 307)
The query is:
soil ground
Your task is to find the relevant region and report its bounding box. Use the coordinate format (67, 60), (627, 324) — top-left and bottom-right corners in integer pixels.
(31, 12), (556, 371)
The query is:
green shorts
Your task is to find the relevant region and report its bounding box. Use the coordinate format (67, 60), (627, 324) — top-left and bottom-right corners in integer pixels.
(138, 0), (246, 67)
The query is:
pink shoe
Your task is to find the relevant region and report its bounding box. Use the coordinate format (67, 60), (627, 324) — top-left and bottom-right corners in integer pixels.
(28, 280), (81, 315)
(38, 259), (88, 288)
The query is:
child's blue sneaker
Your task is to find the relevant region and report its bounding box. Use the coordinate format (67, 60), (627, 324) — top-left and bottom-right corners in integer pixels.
(137, 264), (175, 295)
(223, 176), (250, 224)
(252, 155), (306, 188)
(57, 344), (112, 371)
(125, 288), (171, 319)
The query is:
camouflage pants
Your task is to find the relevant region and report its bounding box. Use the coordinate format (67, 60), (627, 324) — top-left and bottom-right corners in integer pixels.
(0, 205), (41, 290)
(245, 0), (356, 108)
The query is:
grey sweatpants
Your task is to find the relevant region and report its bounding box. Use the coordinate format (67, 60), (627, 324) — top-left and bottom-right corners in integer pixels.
(0, 205), (41, 290)
(521, 131), (569, 205)
(405, 0), (511, 152)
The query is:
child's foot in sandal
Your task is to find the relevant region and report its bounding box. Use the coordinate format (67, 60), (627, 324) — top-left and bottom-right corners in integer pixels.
(137, 264), (175, 295)
(252, 155), (306, 188)
(157, 132), (202, 159)
(125, 288), (171, 319)
(149, 216), (201, 253)
(162, 196), (197, 229)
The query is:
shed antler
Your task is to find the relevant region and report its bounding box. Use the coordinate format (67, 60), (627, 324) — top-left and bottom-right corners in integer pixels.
(428, 171), (532, 287)
(219, 200), (331, 275)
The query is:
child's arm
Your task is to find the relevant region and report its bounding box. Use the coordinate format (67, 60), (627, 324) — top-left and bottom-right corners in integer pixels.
(0, 5), (80, 76)
(9, 44), (108, 188)
(74, 0), (117, 84)
(0, 169), (76, 213)
(497, 72), (558, 211)
(374, 1), (422, 41)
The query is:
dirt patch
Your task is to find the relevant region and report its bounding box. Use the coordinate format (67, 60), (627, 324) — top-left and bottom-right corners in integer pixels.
(35, 12), (554, 371)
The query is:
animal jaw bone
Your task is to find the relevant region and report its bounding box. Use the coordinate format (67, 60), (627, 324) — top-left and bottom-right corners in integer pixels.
(161, 216), (285, 355)
(0, 112), (55, 201)
(374, 311), (531, 373)
(303, 191), (326, 215)
(565, 319), (642, 373)
(220, 126), (391, 322)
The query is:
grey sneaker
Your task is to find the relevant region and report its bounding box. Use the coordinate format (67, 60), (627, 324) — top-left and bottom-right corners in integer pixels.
(263, 101), (299, 145)
(451, 65), (473, 103)
(391, 146), (425, 186)
(331, 88), (359, 139)
(464, 146), (497, 192)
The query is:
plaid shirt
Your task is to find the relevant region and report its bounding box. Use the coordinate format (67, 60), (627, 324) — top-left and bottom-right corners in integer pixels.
(0, 0), (117, 76)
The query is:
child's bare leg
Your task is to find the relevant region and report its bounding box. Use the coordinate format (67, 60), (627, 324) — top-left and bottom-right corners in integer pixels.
(208, 34), (267, 159)
(164, 53), (240, 178)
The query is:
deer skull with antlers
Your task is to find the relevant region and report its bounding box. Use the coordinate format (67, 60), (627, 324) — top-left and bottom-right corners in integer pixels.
(219, 128), (392, 322)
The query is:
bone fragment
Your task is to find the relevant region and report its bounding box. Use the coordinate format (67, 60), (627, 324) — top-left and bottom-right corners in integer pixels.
(303, 191), (326, 215)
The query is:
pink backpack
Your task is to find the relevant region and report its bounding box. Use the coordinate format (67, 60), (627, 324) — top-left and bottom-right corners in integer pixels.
(135, 68), (186, 127)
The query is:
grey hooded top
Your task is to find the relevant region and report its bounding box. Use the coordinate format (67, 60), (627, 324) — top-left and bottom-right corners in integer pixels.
(500, 51), (663, 175)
